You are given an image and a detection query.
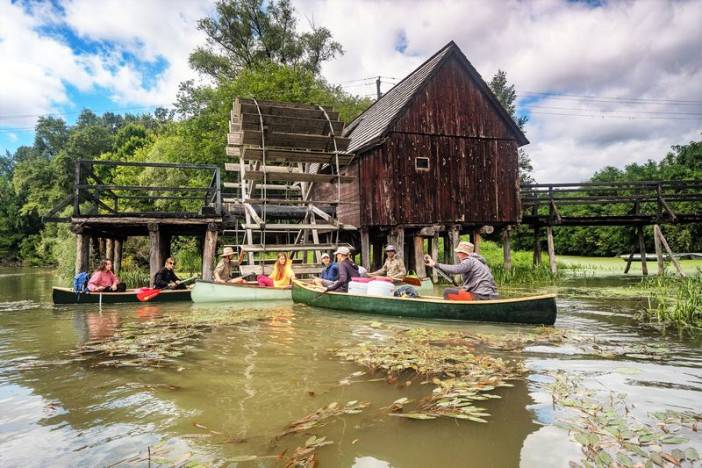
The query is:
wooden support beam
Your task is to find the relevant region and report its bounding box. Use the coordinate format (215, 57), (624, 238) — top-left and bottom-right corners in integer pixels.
(654, 225), (685, 277)
(637, 226), (648, 276)
(360, 229), (370, 270)
(431, 233), (439, 283)
(106, 238), (114, 262)
(533, 228), (542, 266)
(148, 224), (162, 287)
(75, 233), (90, 275)
(113, 238), (123, 277)
(653, 224), (665, 276)
(394, 227), (405, 263)
(502, 228), (512, 271)
(202, 225), (218, 281)
(90, 235), (100, 269)
(546, 226), (557, 274)
(624, 246), (636, 274)
(472, 230), (482, 254)
(98, 237), (106, 260)
(414, 235), (427, 279)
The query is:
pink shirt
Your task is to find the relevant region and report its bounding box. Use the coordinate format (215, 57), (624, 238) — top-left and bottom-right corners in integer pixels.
(87, 270), (118, 291)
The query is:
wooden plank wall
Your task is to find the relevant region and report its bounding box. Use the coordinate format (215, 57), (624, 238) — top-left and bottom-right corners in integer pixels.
(309, 163), (361, 226)
(356, 54), (521, 227)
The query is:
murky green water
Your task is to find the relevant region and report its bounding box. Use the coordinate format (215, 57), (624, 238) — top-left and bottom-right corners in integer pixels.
(1, 267), (701, 467)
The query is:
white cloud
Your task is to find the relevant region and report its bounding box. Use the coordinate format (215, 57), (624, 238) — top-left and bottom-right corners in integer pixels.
(294, 0), (702, 182)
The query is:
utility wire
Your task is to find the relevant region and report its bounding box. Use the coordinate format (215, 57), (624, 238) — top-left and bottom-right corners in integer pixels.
(520, 91), (702, 106)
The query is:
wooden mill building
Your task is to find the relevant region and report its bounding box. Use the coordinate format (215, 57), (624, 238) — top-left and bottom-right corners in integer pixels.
(314, 41), (529, 278)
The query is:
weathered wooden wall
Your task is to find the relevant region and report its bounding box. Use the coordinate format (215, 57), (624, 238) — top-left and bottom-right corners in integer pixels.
(309, 163), (361, 226)
(354, 55), (521, 227)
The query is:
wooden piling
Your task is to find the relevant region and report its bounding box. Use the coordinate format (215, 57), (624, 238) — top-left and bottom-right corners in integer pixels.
(533, 227), (541, 266)
(431, 233), (439, 283)
(393, 227), (405, 262)
(202, 224), (218, 281)
(372, 236), (383, 271)
(113, 238), (123, 277)
(546, 226), (557, 274)
(360, 229), (370, 270)
(414, 235), (427, 279)
(654, 225), (685, 277)
(74, 231), (90, 275)
(106, 238), (114, 262)
(148, 224), (162, 287)
(637, 226), (648, 276)
(98, 238), (106, 260)
(472, 230), (481, 254)
(653, 224), (665, 276)
(502, 227), (512, 271)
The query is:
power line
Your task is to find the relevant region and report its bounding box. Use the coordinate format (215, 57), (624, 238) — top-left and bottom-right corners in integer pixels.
(527, 105), (702, 116)
(528, 111), (702, 121)
(520, 91), (702, 106)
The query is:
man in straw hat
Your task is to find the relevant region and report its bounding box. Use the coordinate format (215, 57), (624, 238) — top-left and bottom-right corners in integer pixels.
(323, 246), (359, 292)
(368, 245), (406, 280)
(425, 241), (498, 300)
(214, 246), (246, 284)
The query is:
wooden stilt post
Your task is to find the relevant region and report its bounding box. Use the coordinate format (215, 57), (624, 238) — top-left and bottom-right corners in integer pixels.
(113, 238), (123, 277)
(372, 236), (383, 271)
(546, 226), (557, 274)
(653, 224), (665, 276)
(360, 229), (370, 270)
(637, 226), (648, 276)
(442, 232), (451, 264)
(533, 227), (541, 266)
(655, 225), (685, 277)
(624, 245), (636, 274)
(431, 233), (439, 283)
(472, 229), (481, 254)
(414, 235), (427, 279)
(202, 224), (218, 281)
(90, 235), (100, 268)
(393, 227), (405, 263)
(106, 238), (114, 262)
(148, 224), (162, 287)
(98, 238), (106, 260)
(502, 227), (512, 271)
(74, 228), (90, 275)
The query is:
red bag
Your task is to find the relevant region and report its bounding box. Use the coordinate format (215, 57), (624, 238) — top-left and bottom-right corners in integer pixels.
(446, 290), (475, 301)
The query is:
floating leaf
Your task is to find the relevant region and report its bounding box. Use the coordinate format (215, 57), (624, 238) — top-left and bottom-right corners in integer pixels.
(389, 413), (436, 420)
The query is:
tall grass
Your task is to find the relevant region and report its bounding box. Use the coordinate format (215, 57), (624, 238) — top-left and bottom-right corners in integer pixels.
(471, 240), (564, 285)
(641, 273), (702, 329)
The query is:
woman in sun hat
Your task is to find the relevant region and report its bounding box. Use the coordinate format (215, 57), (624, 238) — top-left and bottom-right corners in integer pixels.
(214, 246), (246, 284)
(424, 241), (498, 300)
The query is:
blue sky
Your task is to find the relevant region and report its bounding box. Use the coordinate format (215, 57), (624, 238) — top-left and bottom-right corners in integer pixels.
(2, 0), (701, 181)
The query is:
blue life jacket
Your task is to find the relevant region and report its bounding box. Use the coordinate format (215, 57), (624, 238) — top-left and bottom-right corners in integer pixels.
(320, 263), (339, 281)
(73, 272), (90, 293)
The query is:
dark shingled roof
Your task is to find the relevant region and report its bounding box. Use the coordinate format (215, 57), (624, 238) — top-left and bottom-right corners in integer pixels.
(344, 41), (529, 153)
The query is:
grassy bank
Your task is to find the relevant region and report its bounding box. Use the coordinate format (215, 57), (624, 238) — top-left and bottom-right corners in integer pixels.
(640, 275), (702, 331)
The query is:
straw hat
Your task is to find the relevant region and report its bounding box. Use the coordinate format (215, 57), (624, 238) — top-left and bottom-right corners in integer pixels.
(333, 246), (350, 256)
(220, 246), (236, 257)
(454, 241), (475, 255)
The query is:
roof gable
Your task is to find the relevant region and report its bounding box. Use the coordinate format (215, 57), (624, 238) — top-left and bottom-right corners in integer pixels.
(345, 41), (529, 153)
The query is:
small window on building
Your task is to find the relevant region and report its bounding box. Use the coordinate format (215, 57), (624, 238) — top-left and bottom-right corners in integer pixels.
(415, 157), (430, 171)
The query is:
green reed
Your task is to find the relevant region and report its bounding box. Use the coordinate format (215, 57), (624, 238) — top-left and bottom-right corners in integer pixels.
(641, 273), (702, 329)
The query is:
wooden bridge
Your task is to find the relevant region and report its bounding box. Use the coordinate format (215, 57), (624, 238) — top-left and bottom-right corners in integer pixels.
(520, 180), (702, 276)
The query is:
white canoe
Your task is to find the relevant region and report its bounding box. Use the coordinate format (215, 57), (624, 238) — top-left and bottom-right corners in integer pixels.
(190, 280), (292, 303)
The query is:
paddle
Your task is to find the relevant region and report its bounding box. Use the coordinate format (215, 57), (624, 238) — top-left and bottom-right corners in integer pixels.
(137, 275), (199, 302)
(401, 276), (422, 287)
(424, 254), (458, 287)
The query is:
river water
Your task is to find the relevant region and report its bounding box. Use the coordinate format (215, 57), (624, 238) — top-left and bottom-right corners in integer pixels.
(0, 267), (700, 467)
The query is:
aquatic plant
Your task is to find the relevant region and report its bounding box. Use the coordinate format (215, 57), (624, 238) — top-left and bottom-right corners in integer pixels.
(548, 371), (701, 467)
(640, 274), (702, 330)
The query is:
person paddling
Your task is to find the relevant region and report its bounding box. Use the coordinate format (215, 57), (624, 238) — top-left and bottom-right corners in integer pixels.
(368, 245), (406, 280)
(154, 257), (186, 290)
(87, 260), (126, 292)
(214, 247), (246, 284)
(424, 241), (498, 300)
(323, 247), (359, 293)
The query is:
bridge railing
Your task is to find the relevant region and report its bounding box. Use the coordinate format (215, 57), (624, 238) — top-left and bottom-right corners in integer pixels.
(44, 160), (222, 221)
(520, 180), (702, 225)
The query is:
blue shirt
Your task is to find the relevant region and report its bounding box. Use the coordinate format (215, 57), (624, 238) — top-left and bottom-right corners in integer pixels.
(320, 263), (339, 281)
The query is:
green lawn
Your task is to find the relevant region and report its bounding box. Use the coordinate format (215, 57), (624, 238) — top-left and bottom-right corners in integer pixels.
(559, 255), (702, 276)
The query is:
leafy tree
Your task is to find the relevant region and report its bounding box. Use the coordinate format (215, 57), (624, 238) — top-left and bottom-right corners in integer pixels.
(488, 69), (534, 184)
(189, 0), (343, 80)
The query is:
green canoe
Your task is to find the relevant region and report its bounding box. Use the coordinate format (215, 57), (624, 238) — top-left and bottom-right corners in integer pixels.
(291, 280), (557, 325)
(190, 280), (292, 303)
(52, 287), (191, 304)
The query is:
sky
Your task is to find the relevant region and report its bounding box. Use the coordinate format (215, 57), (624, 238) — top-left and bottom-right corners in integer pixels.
(1, 0), (701, 182)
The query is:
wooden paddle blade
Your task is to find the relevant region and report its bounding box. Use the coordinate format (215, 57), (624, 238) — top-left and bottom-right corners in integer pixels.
(402, 277), (422, 286)
(137, 288), (161, 302)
